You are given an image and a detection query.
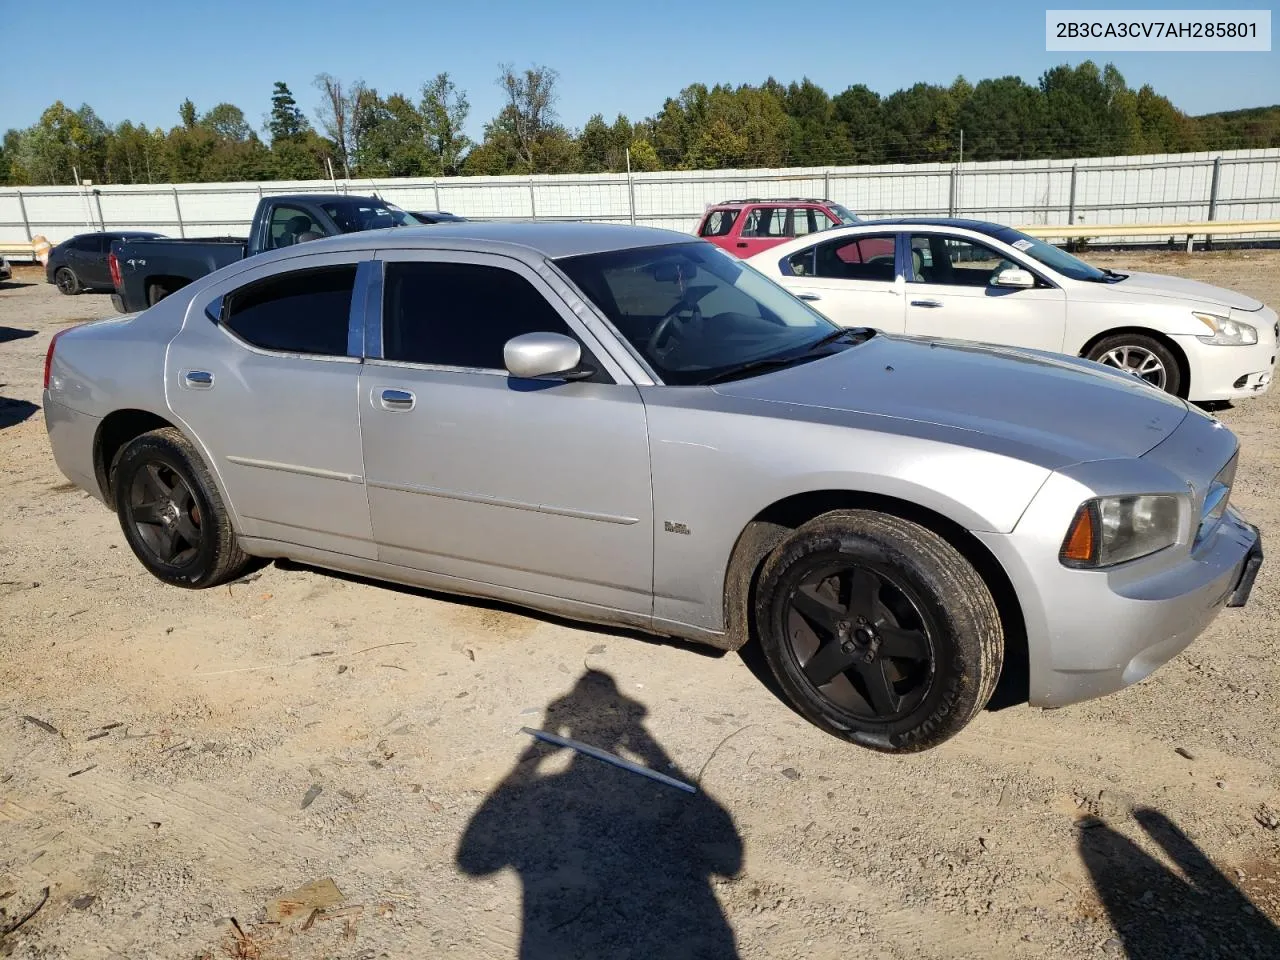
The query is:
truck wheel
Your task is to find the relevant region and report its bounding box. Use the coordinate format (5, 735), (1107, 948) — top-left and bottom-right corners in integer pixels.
(1086, 333), (1182, 396)
(112, 427), (252, 588)
(147, 282), (171, 307)
(54, 267), (81, 295)
(754, 510), (1003, 752)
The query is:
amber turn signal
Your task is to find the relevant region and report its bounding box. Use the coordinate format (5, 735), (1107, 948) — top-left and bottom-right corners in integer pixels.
(1061, 503), (1098, 566)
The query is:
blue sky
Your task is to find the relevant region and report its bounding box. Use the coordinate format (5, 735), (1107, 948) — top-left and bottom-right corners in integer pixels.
(1, 0), (1274, 138)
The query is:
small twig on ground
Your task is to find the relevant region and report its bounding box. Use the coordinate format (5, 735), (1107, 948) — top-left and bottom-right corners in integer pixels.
(68, 764), (97, 778)
(348, 641), (415, 657)
(20, 716), (59, 736)
(0, 885), (49, 936)
(697, 724), (756, 785)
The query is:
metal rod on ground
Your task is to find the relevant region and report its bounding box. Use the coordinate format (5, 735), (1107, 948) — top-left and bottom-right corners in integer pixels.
(520, 727), (697, 793)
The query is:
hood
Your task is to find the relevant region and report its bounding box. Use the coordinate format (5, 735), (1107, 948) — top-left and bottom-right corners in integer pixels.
(712, 335), (1189, 466)
(1101, 270), (1263, 312)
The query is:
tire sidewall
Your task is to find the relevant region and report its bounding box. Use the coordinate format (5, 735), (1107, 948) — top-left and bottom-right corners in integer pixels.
(56, 267), (79, 295)
(1089, 334), (1182, 396)
(756, 523), (982, 752)
(113, 434), (221, 587)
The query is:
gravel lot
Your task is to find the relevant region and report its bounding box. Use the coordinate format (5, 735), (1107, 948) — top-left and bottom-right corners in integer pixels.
(2, 252), (1279, 959)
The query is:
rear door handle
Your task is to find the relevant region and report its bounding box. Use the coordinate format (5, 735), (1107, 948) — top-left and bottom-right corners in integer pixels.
(910, 299), (943, 308)
(379, 388), (415, 411)
(796, 292), (822, 301)
(182, 370), (214, 389)
(736, 242), (748, 248)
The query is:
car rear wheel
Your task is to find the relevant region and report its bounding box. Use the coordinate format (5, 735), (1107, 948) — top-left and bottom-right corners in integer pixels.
(112, 427), (252, 588)
(54, 267), (81, 295)
(1086, 333), (1182, 396)
(754, 510), (1003, 752)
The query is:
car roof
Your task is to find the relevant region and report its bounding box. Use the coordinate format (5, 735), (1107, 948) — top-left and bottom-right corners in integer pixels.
(854, 217), (1015, 237)
(709, 198), (837, 208)
(250, 221), (697, 263)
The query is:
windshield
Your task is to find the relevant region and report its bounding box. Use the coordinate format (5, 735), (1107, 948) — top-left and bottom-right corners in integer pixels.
(322, 200), (417, 233)
(557, 241), (841, 385)
(991, 226), (1110, 282)
(829, 203), (861, 225)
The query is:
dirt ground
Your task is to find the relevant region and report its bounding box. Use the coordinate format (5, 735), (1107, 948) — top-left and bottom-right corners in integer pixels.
(2, 251), (1279, 960)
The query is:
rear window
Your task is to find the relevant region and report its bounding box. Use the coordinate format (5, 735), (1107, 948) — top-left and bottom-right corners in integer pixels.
(698, 209), (740, 237)
(222, 265), (356, 356)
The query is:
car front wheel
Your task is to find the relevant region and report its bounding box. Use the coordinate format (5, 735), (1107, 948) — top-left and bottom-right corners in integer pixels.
(754, 510), (1004, 752)
(111, 427), (252, 588)
(1086, 333), (1182, 396)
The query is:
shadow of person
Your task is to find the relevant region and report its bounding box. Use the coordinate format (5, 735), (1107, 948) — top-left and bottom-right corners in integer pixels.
(1079, 806), (1280, 959)
(456, 669), (743, 960)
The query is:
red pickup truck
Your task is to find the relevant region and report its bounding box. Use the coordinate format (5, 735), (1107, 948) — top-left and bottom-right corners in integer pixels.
(695, 198), (861, 258)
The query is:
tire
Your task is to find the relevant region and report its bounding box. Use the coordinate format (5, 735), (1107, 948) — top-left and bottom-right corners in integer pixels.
(111, 427), (252, 588)
(754, 510), (1003, 753)
(1086, 333), (1182, 396)
(54, 267), (81, 295)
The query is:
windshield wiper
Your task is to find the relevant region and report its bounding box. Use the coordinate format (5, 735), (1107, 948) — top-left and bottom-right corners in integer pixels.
(1103, 268), (1128, 281)
(700, 328), (873, 385)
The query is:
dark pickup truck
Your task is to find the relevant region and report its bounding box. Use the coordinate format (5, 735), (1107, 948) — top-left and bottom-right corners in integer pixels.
(109, 193), (418, 312)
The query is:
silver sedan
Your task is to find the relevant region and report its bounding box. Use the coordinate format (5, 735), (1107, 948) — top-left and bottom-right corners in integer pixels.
(43, 223), (1263, 751)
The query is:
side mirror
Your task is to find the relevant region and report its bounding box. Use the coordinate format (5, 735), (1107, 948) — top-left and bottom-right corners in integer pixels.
(992, 267), (1035, 289)
(503, 332), (592, 380)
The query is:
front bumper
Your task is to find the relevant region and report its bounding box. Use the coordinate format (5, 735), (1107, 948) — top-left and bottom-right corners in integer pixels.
(1176, 305), (1279, 402)
(1226, 523), (1263, 607)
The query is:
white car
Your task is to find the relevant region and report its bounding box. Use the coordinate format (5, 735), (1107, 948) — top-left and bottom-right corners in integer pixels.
(748, 218), (1278, 402)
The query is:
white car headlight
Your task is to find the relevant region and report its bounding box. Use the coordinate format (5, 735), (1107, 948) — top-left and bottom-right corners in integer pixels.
(1060, 494), (1182, 568)
(1195, 312), (1257, 345)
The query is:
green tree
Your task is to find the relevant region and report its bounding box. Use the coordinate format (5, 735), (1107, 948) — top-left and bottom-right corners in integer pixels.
(269, 81), (309, 143)
(627, 137), (660, 172)
(832, 85), (884, 163)
(420, 72), (472, 175)
(956, 76), (1048, 160)
(881, 83), (957, 162)
(577, 113), (613, 172)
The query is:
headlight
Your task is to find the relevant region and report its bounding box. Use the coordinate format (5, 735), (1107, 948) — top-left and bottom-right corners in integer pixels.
(1060, 494), (1181, 568)
(1195, 312), (1257, 345)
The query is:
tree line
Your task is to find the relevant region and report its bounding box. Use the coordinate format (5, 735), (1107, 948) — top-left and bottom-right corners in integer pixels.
(2, 61), (1277, 187)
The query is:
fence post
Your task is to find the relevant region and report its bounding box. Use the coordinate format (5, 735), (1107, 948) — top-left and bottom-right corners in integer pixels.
(1205, 156), (1222, 251)
(823, 169), (830, 200)
(172, 188), (186, 238)
(15, 190), (32, 241)
(433, 178), (442, 212)
(93, 190), (106, 232)
(1067, 164), (1078, 224)
(947, 167), (957, 217)
(529, 177), (537, 220)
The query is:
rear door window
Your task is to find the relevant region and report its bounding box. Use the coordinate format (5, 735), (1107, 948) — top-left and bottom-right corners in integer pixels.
(698, 210), (740, 237)
(222, 264), (357, 356)
(788, 234), (898, 280)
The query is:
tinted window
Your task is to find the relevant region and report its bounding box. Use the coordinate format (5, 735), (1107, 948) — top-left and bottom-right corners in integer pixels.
(321, 201), (416, 232)
(909, 235), (1015, 287)
(788, 234), (897, 280)
(739, 207), (788, 239)
(698, 209), (739, 237)
(223, 265), (356, 356)
(383, 261), (575, 369)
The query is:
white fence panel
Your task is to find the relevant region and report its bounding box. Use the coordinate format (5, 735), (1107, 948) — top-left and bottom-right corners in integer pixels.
(2, 148), (1278, 251)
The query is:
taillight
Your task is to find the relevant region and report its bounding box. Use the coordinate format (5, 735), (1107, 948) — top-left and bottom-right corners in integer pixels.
(108, 251), (121, 289)
(43, 327), (74, 389)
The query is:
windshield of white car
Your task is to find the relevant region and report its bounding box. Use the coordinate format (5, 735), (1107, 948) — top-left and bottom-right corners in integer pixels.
(321, 200), (417, 232)
(990, 226), (1119, 283)
(830, 203), (861, 225)
(557, 241), (857, 386)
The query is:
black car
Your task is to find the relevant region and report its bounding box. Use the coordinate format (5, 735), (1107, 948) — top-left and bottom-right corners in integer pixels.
(409, 210), (468, 224)
(46, 231), (163, 295)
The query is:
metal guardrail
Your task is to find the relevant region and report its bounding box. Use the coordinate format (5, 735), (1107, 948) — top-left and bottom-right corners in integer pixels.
(1020, 219), (1280, 252)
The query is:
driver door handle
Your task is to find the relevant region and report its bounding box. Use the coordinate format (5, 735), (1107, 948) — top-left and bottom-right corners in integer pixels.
(380, 388), (415, 411)
(910, 299), (943, 308)
(796, 292), (822, 301)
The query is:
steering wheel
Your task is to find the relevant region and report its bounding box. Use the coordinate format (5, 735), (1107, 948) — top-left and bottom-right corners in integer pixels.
(646, 285), (715, 358)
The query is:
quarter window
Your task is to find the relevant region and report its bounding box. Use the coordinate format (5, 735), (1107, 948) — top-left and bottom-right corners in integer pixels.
(267, 205), (322, 249)
(383, 261), (578, 370)
(222, 265), (356, 356)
